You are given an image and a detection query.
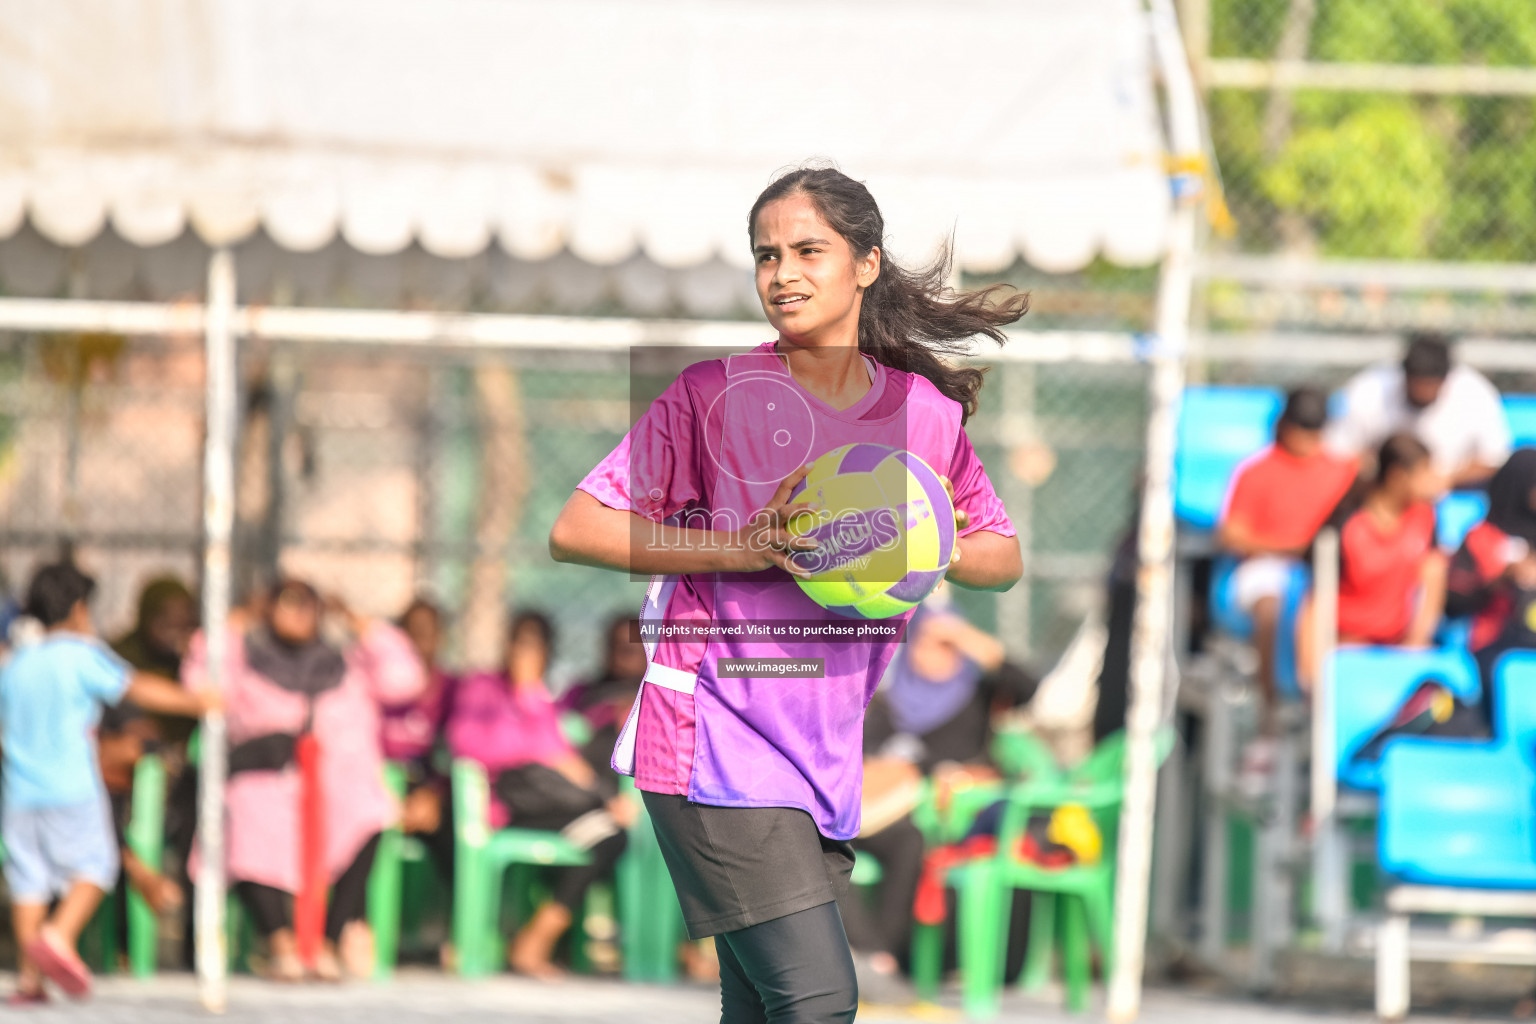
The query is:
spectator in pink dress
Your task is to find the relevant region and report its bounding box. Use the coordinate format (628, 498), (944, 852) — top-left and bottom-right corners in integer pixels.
(381, 598), (457, 886)
(447, 610), (629, 981)
(183, 579), (425, 982)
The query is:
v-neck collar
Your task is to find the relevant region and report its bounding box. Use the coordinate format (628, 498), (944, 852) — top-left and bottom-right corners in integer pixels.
(763, 340), (885, 420)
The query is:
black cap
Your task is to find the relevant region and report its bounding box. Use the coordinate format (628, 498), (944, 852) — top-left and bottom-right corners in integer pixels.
(1403, 332), (1452, 380)
(1279, 385), (1329, 432)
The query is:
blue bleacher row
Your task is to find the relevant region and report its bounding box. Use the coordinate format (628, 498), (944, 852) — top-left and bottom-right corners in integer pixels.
(1176, 386), (1536, 546)
(1176, 386), (1536, 891)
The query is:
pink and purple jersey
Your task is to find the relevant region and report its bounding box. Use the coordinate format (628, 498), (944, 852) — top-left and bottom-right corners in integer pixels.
(577, 341), (1014, 839)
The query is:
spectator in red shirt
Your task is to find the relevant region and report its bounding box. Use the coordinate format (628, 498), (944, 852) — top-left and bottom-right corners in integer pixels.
(1445, 449), (1536, 688)
(1218, 386), (1358, 714)
(1335, 434), (1446, 647)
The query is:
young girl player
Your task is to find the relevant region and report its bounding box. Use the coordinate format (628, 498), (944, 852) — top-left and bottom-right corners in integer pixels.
(550, 166), (1025, 1022)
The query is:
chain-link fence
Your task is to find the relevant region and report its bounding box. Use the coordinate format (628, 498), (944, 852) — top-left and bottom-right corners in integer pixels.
(1197, 0), (1536, 335)
(1206, 0), (1536, 260)
(0, 332), (204, 630)
(0, 328), (1150, 682)
(238, 346), (1151, 680)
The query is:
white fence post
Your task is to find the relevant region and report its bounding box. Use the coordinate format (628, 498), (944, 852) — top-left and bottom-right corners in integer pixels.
(196, 248), (237, 1013)
(1311, 527), (1345, 951)
(1107, 1), (1202, 1019)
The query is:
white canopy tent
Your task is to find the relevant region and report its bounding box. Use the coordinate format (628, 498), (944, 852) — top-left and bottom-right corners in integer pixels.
(2, 0), (1170, 273)
(0, 0), (1199, 1017)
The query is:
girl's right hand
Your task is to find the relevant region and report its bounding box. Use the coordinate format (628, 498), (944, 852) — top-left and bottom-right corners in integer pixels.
(730, 465), (821, 576)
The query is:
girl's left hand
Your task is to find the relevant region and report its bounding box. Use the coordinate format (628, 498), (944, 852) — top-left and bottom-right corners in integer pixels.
(940, 476), (969, 572)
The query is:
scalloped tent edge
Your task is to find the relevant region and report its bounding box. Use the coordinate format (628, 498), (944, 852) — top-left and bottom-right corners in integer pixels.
(0, 0), (1172, 275)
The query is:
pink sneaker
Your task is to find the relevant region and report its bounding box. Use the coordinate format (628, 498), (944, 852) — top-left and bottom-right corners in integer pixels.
(26, 931), (91, 999)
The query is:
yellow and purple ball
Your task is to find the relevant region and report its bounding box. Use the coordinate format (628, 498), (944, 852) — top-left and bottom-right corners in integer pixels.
(786, 443), (956, 619)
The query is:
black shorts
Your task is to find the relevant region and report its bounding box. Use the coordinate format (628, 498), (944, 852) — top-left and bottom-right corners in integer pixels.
(642, 792), (855, 939)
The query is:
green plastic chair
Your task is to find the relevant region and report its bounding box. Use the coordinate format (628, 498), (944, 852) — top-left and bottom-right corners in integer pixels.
(911, 778), (1121, 1017)
(990, 726), (1064, 782)
(225, 892), (259, 973)
(911, 776), (1008, 846)
(125, 753), (168, 977)
(850, 851), (884, 887)
(75, 754), (168, 976)
(907, 722), (1068, 848)
(450, 758), (592, 977)
(911, 728), (1175, 1018)
(380, 749), (651, 980)
(368, 760), (410, 979)
(614, 777), (688, 982)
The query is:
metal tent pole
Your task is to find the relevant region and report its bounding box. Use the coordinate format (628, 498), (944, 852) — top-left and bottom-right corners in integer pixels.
(196, 248), (237, 1014)
(1107, 0), (1202, 1018)
(1311, 528), (1345, 951)
(0, 297), (1144, 363)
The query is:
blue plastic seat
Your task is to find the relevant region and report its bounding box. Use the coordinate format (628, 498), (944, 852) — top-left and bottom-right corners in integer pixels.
(1379, 741), (1536, 887)
(1436, 491), (1489, 552)
(1435, 616), (1474, 650)
(1433, 489), (1489, 650)
(1174, 386), (1283, 531)
(1503, 395), (1536, 449)
(1330, 646), (1480, 792)
(1271, 578), (1309, 702)
(1494, 650), (1536, 755)
(1378, 651), (1536, 887)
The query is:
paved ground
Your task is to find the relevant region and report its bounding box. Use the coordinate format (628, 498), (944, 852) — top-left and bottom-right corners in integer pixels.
(0, 970), (1507, 1023)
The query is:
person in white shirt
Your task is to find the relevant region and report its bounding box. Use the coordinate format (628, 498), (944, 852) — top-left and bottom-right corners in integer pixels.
(1326, 333), (1511, 489)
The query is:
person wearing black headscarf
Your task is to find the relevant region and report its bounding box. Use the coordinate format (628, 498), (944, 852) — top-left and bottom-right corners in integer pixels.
(103, 577), (201, 965)
(109, 577), (199, 740)
(1485, 449), (1536, 550)
(1446, 449), (1536, 715)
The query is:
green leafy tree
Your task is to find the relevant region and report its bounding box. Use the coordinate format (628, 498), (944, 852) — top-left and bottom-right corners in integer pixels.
(1262, 98), (1447, 258)
(1211, 0), (1536, 261)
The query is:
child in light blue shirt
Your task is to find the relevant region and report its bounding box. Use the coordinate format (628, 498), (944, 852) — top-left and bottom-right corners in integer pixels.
(1, 563), (215, 1003)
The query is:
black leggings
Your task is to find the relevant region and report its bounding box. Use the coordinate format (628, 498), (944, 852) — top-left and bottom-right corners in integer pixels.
(236, 832), (380, 943)
(715, 902), (858, 1024)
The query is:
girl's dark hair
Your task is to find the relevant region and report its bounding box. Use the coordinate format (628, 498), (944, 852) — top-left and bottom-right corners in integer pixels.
(508, 609), (554, 653)
(26, 562), (96, 627)
(1375, 432), (1431, 486)
(748, 165), (1029, 421)
(1277, 385), (1329, 436)
(269, 578), (321, 610)
(134, 576), (195, 631)
(398, 596), (442, 628)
